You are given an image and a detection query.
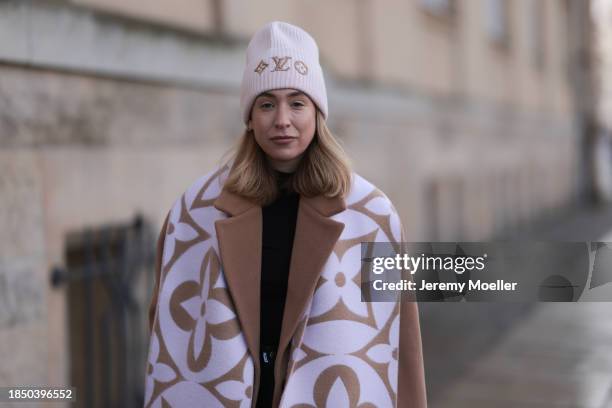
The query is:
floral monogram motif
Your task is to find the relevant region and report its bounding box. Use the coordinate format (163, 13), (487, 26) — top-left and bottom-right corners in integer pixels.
(253, 56), (309, 76)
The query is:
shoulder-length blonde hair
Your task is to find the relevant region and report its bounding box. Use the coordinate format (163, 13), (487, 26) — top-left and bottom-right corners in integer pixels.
(223, 110), (352, 206)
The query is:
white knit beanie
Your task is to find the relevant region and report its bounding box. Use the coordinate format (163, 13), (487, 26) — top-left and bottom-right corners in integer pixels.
(240, 21), (328, 124)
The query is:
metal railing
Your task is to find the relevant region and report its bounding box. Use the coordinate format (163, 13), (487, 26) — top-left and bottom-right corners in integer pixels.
(51, 214), (154, 408)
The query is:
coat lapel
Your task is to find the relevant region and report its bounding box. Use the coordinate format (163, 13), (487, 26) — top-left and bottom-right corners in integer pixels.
(277, 195), (345, 352)
(273, 195), (345, 405)
(213, 190), (262, 399)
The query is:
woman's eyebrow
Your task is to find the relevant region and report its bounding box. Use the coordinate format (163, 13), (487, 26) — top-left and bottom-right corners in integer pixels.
(258, 91), (305, 99)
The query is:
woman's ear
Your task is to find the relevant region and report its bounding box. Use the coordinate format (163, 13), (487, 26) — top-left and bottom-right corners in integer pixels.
(247, 119), (252, 132)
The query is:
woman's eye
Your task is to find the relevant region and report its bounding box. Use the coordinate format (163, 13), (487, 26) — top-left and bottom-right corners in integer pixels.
(291, 101), (305, 108)
(260, 102), (274, 109)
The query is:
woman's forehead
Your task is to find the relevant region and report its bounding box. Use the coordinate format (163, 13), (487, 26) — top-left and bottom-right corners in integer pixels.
(256, 89), (307, 99)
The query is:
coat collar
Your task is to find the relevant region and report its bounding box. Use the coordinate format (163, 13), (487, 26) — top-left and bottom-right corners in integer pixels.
(213, 188), (345, 405)
(213, 188), (346, 218)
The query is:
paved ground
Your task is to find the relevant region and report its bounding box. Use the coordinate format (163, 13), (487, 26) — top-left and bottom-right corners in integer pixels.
(429, 204), (612, 408)
(431, 302), (612, 408)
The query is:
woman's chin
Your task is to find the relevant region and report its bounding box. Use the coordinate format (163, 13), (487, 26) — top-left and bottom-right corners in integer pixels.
(264, 150), (303, 163)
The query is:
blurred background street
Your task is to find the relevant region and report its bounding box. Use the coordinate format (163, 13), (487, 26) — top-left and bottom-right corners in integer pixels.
(0, 0), (611, 407)
(425, 206), (612, 408)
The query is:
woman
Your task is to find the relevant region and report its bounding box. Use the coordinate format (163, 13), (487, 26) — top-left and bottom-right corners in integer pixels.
(145, 21), (426, 408)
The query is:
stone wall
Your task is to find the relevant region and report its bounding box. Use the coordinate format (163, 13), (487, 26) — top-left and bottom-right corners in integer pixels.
(0, 150), (48, 392)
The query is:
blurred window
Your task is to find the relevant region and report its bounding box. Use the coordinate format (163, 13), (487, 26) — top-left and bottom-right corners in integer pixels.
(527, 0), (545, 69)
(419, 0), (454, 17)
(485, 0), (510, 46)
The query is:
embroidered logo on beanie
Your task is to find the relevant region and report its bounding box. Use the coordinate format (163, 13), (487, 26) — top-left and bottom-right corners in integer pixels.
(254, 56), (309, 76)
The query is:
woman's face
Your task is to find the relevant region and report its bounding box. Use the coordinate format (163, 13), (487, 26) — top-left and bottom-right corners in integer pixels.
(249, 88), (316, 172)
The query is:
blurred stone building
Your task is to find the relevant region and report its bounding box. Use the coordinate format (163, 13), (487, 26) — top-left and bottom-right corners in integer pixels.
(594, 0), (612, 129)
(0, 0), (596, 406)
(593, 0), (612, 201)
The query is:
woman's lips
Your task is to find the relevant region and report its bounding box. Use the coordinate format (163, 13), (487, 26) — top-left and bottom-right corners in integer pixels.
(270, 136), (297, 144)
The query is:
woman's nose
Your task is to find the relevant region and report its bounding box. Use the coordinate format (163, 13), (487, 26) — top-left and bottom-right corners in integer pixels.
(274, 105), (291, 128)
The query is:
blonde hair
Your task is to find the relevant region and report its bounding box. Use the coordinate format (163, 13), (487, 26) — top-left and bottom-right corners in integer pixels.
(223, 110), (352, 206)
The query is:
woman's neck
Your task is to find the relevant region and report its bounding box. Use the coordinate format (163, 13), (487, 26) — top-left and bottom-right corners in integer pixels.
(267, 156), (301, 173)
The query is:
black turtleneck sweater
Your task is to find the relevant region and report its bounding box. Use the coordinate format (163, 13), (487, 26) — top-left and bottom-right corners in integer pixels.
(256, 172), (299, 408)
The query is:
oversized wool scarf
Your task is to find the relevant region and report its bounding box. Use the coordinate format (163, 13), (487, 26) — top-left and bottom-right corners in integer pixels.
(144, 166), (426, 407)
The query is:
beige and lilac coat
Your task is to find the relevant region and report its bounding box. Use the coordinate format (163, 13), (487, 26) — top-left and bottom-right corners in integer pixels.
(144, 166), (427, 408)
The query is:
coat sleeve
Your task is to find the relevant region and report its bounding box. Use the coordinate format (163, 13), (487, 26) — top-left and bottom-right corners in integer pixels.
(396, 226), (427, 407)
(397, 300), (427, 407)
(148, 212), (170, 333)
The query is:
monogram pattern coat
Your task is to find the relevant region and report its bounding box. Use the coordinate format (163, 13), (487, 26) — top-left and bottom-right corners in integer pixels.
(144, 166), (426, 407)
